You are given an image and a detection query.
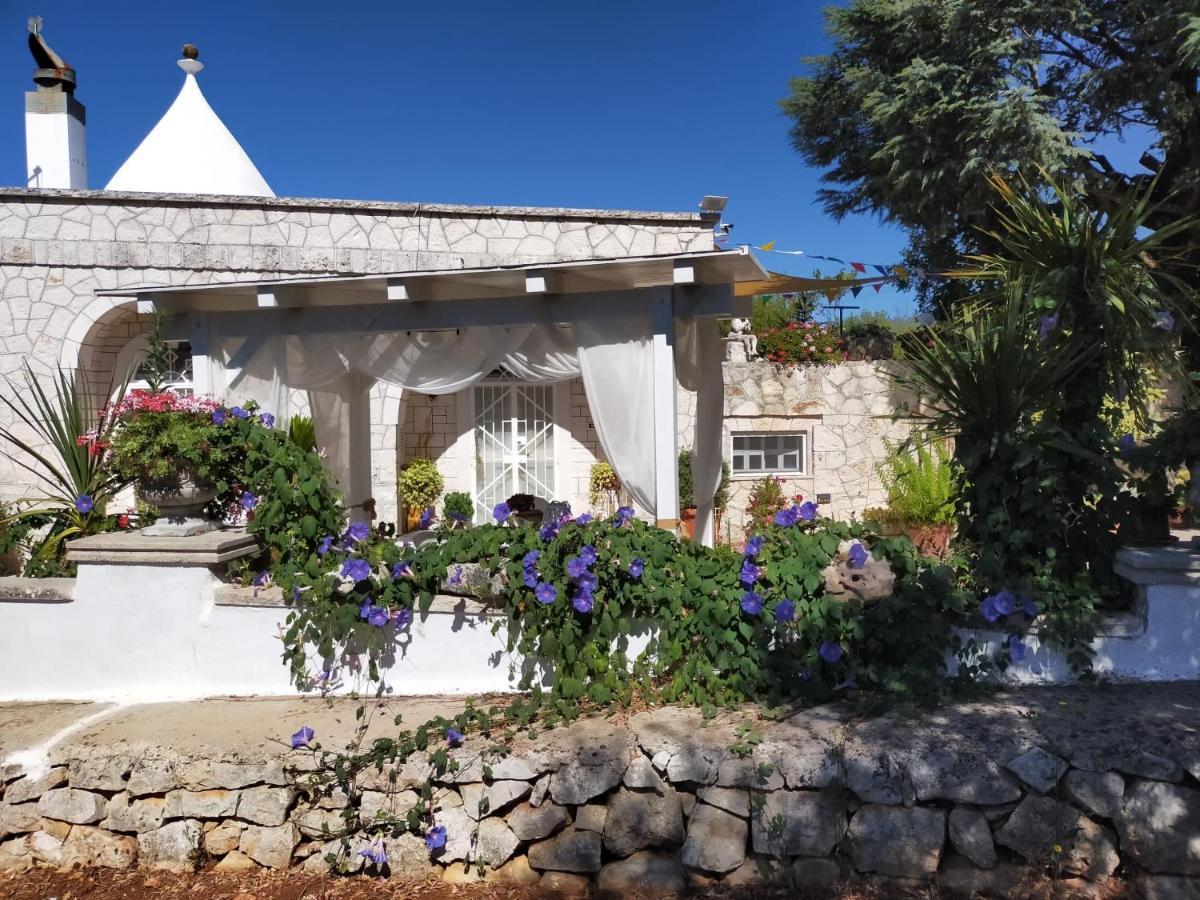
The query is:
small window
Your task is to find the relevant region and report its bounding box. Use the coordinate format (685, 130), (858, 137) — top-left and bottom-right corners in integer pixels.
(131, 341), (194, 394)
(731, 432), (806, 476)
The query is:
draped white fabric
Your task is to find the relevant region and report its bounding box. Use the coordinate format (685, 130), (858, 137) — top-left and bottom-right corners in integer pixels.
(675, 317), (724, 546)
(215, 315), (716, 529)
(574, 313), (657, 515)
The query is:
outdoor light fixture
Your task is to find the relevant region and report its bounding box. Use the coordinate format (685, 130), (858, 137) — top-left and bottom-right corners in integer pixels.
(699, 195), (728, 212)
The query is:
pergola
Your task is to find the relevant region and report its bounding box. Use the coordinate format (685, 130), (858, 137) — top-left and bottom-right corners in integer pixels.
(100, 247), (767, 544)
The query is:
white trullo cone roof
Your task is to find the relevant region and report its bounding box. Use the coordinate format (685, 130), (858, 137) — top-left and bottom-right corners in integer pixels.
(105, 57), (274, 197)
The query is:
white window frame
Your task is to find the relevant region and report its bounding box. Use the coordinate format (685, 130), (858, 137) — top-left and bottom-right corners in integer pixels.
(111, 335), (196, 396)
(730, 431), (808, 478)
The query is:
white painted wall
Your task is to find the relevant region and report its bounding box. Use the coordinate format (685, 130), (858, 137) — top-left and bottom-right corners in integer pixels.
(25, 101), (87, 189)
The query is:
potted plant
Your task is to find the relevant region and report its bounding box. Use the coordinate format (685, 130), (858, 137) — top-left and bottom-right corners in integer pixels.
(107, 387), (250, 535)
(442, 491), (474, 528)
(877, 439), (956, 557)
(678, 449), (697, 539)
(743, 476), (787, 540)
(505, 492), (542, 526)
(398, 457), (444, 532)
(588, 461), (621, 516)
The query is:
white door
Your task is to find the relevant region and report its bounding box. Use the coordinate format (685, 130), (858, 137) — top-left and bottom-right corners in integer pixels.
(474, 384), (556, 522)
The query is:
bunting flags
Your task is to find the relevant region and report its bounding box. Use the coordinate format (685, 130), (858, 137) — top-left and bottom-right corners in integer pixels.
(748, 242), (936, 289)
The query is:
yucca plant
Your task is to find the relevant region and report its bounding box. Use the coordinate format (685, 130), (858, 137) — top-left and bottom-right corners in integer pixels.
(0, 365), (129, 573)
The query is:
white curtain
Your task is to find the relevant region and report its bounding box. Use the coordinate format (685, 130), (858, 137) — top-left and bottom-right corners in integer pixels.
(675, 317), (724, 546)
(574, 314), (657, 515)
(216, 317), (711, 526)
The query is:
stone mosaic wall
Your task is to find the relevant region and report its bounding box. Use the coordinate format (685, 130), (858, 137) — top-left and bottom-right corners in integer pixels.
(1, 686), (1196, 895)
(0, 189), (711, 508)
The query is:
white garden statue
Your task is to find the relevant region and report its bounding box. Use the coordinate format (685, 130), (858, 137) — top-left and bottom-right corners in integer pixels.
(728, 317), (758, 358)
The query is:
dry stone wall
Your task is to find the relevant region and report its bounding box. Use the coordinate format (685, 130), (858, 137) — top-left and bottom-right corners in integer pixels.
(2, 686), (1197, 896)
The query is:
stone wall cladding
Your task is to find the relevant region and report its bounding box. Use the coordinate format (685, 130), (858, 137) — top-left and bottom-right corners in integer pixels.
(0, 189), (711, 505)
(2, 686), (1197, 894)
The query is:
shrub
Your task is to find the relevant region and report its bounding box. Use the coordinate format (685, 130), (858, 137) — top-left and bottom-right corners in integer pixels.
(107, 390), (234, 484)
(678, 450), (695, 509)
(398, 458), (444, 511)
(442, 491), (473, 526)
(743, 476), (788, 538)
(878, 439), (956, 526)
(588, 461), (620, 509)
(759, 320), (844, 366)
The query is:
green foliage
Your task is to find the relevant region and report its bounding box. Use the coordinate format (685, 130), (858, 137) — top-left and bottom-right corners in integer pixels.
(878, 439), (956, 527)
(743, 477), (787, 539)
(0, 365), (129, 575)
(677, 450), (695, 509)
(782, 0), (1200, 313)
(108, 406), (233, 484)
(588, 461), (620, 509)
(759, 320), (845, 366)
(397, 458), (444, 510)
(713, 461), (731, 511)
(441, 491), (474, 524)
(138, 310), (172, 394)
(275, 514), (972, 714)
(287, 415), (318, 453)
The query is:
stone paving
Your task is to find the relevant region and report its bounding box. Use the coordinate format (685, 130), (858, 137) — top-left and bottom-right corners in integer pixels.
(0, 683), (1197, 896)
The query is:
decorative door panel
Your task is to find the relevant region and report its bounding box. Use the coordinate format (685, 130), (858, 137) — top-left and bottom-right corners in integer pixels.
(474, 384), (555, 522)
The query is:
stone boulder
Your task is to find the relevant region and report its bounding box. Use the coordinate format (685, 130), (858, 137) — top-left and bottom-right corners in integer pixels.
(597, 851), (686, 895)
(3, 768), (67, 804)
(67, 754), (132, 792)
(0, 802), (40, 839)
(1005, 747), (1069, 794)
(948, 805), (995, 869)
(238, 786), (294, 826)
(528, 827), (602, 873)
(126, 758), (179, 796)
(996, 794), (1119, 882)
(239, 823), (300, 869)
(138, 820), (201, 872)
(750, 789), (845, 857)
(507, 801), (570, 841)
(460, 780), (531, 820)
(602, 788), (685, 858)
(822, 541), (894, 603)
(545, 720), (632, 805)
(848, 805), (945, 879)
(680, 803), (747, 874)
(101, 792), (167, 833)
(37, 788), (107, 824)
(1116, 780), (1200, 875)
(1064, 770), (1125, 820)
(442, 563), (505, 601)
(60, 825), (137, 869)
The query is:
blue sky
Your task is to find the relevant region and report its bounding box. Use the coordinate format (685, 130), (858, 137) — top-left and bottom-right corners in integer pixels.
(1, 1), (1154, 318)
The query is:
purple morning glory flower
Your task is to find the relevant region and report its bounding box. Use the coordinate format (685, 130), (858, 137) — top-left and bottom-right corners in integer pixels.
(848, 542), (869, 569)
(1119, 433), (1136, 454)
(358, 839), (387, 867)
(344, 522), (370, 544)
(774, 506), (799, 527)
(359, 600), (388, 627)
(739, 559), (761, 586)
(774, 599), (795, 622)
(572, 592), (594, 614)
(448, 565), (464, 586)
(391, 607), (413, 629)
(290, 725), (314, 749)
(991, 590), (1017, 616)
(1008, 634), (1027, 662)
(980, 596), (1002, 623)
(74, 494), (93, 514)
(316, 536), (333, 556)
(539, 520), (560, 542)
(252, 571), (271, 596)
(577, 572), (598, 592)
(425, 825), (447, 851)
(523, 570), (540, 588)
(1021, 593), (1039, 619)
(819, 641), (843, 664)
(341, 558), (372, 582)
(446, 727), (464, 746)
(741, 591), (764, 615)
(614, 506), (635, 526)
(566, 556), (587, 579)
(240, 491), (258, 511)
(744, 535), (765, 558)
(493, 502), (512, 523)
(230, 406), (250, 420)
(211, 409), (226, 425)
(259, 413), (275, 428)
(522, 550), (541, 570)
(534, 582), (557, 605)
(417, 507), (435, 529)
(391, 560), (413, 580)
(576, 513), (594, 526)
(1155, 309), (1176, 331)
(1038, 314), (1059, 341)
(798, 501), (819, 521)
(579, 545), (598, 566)
(629, 557), (644, 579)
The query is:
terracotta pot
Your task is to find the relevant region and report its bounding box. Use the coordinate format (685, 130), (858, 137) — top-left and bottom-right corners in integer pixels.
(679, 506), (697, 540)
(138, 469), (219, 536)
(404, 506), (425, 532)
(903, 522), (952, 559)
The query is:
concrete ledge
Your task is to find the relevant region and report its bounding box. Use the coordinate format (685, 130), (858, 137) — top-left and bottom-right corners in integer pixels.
(1114, 542), (1200, 586)
(213, 584), (496, 617)
(0, 577), (74, 603)
(65, 528), (261, 566)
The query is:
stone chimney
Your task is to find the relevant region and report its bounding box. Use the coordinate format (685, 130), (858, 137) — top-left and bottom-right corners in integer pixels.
(24, 16), (87, 189)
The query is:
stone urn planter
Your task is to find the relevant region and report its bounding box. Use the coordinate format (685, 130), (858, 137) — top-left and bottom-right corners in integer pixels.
(138, 471), (220, 536)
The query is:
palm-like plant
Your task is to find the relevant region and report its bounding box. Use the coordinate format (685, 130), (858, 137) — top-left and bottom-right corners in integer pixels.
(0, 365), (128, 573)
